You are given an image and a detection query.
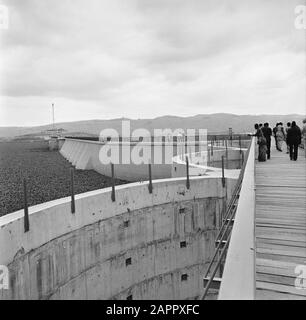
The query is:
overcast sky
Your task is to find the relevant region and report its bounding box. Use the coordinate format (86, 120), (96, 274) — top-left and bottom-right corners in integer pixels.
(0, 0), (305, 126)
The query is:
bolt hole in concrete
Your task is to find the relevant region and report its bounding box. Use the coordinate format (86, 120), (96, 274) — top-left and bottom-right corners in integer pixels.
(125, 258), (132, 266)
(180, 241), (187, 248)
(181, 274), (188, 281)
(123, 220), (130, 227)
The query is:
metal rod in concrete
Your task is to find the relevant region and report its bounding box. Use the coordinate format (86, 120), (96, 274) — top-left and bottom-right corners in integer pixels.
(111, 163), (116, 202)
(225, 139), (228, 169)
(148, 163), (153, 194)
(70, 167), (75, 214)
(222, 156), (225, 188)
(239, 136), (242, 154)
(241, 150), (244, 167)
(23, 178), (30, 232)
(186, 156), (190, 190)
(211, 142), (213, 156)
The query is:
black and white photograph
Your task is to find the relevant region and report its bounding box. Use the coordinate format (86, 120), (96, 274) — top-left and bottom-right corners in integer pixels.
(0, 0), (305, 304)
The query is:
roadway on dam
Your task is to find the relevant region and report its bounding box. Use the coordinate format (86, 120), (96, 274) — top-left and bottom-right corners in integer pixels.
(255, 144), (306, 299)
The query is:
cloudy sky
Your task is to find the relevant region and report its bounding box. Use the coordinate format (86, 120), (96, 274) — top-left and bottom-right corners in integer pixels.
(0, 0), (305, 126)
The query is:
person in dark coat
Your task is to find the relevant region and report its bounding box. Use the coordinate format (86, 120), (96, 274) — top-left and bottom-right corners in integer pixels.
(261, 123), (272, 159)
(257, 130), (267, 162)
(249, 124), (266, 161)
(286, 121), (302, 161)
(285, 122), (291, 154)
(272, 123), (278, 149)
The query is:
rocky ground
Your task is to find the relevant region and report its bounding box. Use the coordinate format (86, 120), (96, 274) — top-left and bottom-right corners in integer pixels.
(0, 139), (128, 216)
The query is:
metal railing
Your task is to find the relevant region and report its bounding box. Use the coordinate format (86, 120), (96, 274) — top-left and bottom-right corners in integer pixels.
(201, 138), (253, 300)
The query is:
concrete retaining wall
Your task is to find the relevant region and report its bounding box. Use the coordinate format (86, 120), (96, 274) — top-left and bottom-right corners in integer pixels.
(172, 148), (246, 179)
(60, 139), (247, 182)
(60, 139), (173, 181)
(0, 176), (237, 300)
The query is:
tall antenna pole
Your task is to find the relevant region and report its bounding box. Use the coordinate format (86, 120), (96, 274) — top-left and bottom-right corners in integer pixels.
(52, 103), (55, 130)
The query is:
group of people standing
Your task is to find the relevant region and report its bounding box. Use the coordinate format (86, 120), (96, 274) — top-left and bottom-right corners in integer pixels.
(251, 119), (306, 162)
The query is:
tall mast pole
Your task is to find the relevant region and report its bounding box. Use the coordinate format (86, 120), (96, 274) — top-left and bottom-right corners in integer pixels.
(52, 103), (55, 130)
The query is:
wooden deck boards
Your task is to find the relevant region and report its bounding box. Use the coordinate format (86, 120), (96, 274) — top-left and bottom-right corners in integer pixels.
(255, 144), (306, 300)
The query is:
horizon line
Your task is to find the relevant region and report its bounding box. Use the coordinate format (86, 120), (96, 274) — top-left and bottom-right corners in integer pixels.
(1, 112), (306, 129)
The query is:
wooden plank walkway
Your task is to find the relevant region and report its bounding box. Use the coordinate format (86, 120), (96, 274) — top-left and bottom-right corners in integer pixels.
(255, 143), (306, 300)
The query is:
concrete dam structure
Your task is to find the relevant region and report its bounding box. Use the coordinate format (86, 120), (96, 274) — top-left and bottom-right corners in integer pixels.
(0, 138), (247, 300)
(60, 138), (245, 181)
(0, 177), (238, 300)
(59, 138), (183, 181)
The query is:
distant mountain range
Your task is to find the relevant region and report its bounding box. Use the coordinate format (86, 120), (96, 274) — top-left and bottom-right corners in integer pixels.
(0, 113), (305, 138)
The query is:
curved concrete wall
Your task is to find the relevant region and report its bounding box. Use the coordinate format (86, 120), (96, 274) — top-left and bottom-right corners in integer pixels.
(60, 139), (173, 181)
(60, 139), (247, 182)
(0, 176), (237, 300)
(172, 148), (246, 179)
